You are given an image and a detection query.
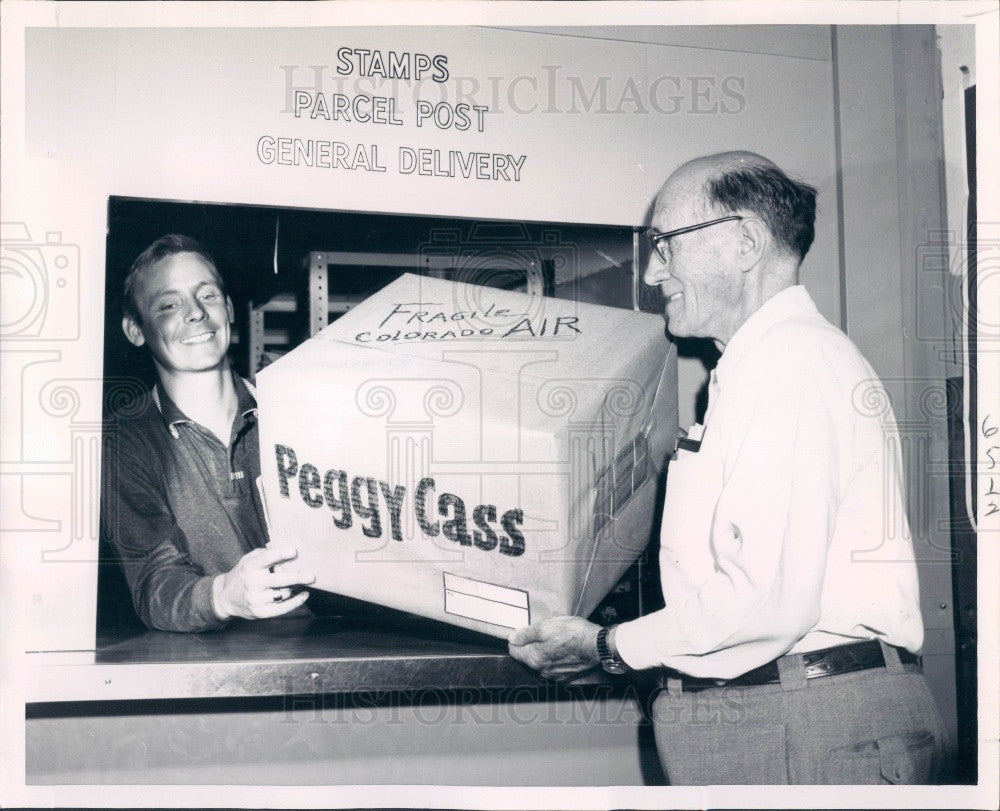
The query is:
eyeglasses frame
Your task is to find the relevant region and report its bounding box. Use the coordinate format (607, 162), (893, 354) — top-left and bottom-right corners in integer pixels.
(644, 215), (745, 262)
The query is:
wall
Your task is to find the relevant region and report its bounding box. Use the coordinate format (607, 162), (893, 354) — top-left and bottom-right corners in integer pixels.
(832, 25), (958, 755)
(27, 693), (662, 786)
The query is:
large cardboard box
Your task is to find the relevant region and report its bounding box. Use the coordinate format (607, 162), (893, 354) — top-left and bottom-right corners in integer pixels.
(256, 274), (677, 638)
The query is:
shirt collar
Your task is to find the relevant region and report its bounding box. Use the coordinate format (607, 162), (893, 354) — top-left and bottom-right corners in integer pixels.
(152, 373), (258, 439)
(714, 285), (818, 389)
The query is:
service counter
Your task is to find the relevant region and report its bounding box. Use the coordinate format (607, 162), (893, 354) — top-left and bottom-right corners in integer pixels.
(29, 612), (548, 703)
(25, 608), (665, 785)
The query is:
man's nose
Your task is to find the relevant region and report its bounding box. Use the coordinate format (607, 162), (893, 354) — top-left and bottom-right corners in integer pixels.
(183, 298), (208, 321)
(643, 252), (671, 287)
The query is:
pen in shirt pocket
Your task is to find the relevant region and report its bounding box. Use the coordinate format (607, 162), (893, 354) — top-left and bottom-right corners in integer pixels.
(673, 423), (706, 455)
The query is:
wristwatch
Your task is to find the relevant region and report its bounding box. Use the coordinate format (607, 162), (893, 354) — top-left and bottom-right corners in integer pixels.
(597, 624), (630, 675)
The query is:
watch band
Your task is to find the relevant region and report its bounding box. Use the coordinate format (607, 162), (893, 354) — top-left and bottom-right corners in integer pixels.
(597, 624), (630, 675)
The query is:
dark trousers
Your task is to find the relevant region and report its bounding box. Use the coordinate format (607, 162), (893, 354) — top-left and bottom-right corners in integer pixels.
(651, 642), (947, 784)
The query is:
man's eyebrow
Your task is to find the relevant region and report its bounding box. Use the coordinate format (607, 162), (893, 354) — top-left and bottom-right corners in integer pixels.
(148, 280), (221, 301)
(148, 287), (180, 303)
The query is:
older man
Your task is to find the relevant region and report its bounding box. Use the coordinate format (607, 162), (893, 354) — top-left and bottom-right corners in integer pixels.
(508, 152), (945, 784)
(102, 234), (316, 632)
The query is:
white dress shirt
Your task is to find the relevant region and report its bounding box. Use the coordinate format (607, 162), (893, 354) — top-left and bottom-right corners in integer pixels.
(615, 285), (924, 678)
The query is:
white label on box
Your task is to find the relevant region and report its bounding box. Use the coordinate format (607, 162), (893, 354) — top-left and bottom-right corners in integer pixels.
(443, 572), (530, 629)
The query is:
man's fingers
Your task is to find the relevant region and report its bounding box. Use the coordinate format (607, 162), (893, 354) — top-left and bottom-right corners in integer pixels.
(268, 588), (310, 616)
(246, 586), (290, 609)
(251, 545), (300, 570)
(255, 588), (310, 618)
(264, 568), (316, 589)
(509, 624), (541, 646)
(508, 642), (548, 671)
(508, 641), (543, 669)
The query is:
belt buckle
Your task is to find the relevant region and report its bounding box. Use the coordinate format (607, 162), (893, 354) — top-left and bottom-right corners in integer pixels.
(801, 640), (885, 680)
(803, 658), (837, 679)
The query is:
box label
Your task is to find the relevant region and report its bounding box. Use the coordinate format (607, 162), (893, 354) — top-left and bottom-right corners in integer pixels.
(443, 572), (529, 629)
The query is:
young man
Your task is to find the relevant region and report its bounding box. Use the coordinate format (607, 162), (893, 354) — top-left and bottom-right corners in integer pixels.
(508, 152), (946, 784)
(102, 234), (315, 632)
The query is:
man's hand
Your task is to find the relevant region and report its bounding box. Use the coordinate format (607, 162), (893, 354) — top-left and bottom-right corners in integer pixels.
(212, 546), (316, 620)
(508, 616), (602, 680)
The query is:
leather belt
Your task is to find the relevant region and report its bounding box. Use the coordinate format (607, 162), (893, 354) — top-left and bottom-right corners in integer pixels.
(673, 640), (919, 693)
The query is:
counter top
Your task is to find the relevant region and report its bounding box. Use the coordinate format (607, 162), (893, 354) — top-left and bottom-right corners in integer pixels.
(25, 608), (610, 704)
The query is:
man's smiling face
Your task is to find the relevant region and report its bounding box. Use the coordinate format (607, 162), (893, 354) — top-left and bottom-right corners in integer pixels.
(642, 162), (746, 344)
(123, 251), (234, 376)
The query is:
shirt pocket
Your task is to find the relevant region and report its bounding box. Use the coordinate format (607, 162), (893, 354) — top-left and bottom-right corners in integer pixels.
(660, 442), (723, 563)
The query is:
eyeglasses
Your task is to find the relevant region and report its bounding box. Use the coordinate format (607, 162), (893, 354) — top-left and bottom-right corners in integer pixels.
(644, 215), (744, 262)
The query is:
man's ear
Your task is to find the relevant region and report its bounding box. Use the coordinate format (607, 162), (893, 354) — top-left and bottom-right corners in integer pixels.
(226, 295), (235, 324)
(122, 316), (146, 348)
(737, 217), (767, 271)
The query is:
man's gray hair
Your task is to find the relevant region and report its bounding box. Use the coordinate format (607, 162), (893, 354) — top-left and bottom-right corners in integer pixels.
(704, 155), (818, 262)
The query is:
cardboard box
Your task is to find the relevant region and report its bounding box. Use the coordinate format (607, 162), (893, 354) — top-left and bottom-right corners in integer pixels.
(256, 274), (677, 638)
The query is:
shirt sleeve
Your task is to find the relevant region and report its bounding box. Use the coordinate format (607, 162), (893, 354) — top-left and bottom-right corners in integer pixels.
(615, 350), (842, 677)
(101, 427), (228, 633)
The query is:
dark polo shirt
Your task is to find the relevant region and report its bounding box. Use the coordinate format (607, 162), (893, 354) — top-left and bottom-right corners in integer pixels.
(101, 374), (269, 632)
